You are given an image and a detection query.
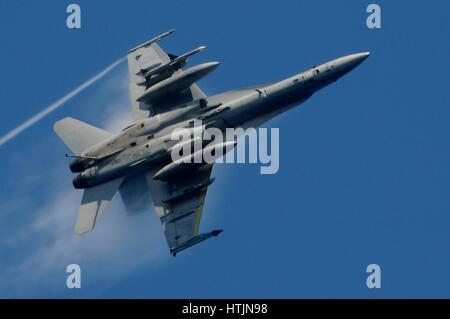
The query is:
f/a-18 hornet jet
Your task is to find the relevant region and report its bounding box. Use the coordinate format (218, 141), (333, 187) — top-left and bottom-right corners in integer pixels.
(53, 29), (369, 256)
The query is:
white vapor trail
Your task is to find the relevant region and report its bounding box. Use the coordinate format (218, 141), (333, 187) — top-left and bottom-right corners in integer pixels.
(0, 56), (126, 147)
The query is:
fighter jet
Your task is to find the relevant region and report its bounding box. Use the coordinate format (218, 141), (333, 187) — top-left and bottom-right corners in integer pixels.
(53, 29), (369, 256)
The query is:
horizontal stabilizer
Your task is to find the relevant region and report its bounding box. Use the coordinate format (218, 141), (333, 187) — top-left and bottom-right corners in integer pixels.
(53, 117), (112, 155)
(75, 177), (124, 235)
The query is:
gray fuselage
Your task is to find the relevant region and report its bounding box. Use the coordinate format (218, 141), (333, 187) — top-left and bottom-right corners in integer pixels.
(72, 52), (369, 189)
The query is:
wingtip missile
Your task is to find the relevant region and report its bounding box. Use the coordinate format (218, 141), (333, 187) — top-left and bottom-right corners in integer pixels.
(212, 229), (223, 237)
(128, 29), (176, 53)
(170, 229), (224, 256)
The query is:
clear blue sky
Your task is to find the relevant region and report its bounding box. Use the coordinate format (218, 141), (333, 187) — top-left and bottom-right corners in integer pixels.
(0, 0), (449, 297)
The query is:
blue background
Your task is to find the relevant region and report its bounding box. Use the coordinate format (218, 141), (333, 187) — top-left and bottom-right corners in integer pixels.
(0, 0), (449, 297)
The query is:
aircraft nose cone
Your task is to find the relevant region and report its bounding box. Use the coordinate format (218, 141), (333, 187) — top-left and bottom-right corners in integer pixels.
(352, 51), (370, 65)
(332, 52), (370, 78)
(342, 52), (370, 70)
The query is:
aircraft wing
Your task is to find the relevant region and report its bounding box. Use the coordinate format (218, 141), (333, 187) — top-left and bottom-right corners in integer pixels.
(144, 163), (220, 256)
(127, 31), (206, 121)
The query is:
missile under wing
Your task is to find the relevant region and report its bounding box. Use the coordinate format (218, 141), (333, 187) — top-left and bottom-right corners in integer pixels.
(127, 32), (207, 120)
